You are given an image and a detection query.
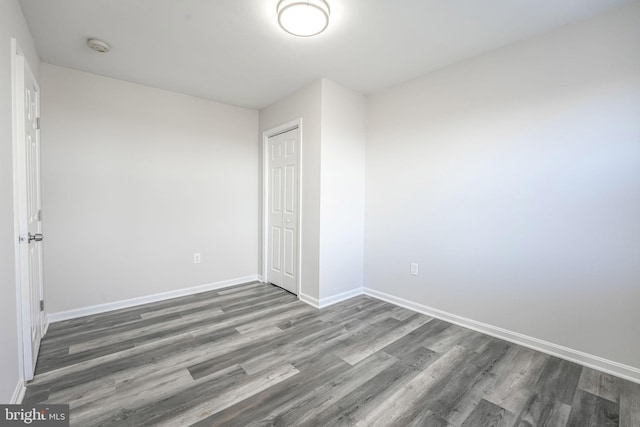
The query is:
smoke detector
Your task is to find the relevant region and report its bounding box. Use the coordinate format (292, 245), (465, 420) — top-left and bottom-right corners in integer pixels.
(87, 38), (111, 53)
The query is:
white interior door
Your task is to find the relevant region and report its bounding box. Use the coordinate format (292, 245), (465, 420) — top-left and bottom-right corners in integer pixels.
(15, 50), (44, 380)
(267, 128), (299, 294)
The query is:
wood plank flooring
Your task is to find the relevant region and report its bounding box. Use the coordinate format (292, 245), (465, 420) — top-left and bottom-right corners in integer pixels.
(24, 282), (640, 426)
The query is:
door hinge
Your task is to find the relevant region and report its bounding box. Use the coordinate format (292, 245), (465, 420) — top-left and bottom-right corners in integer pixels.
(40, 300), (44, 312)
(36, 117), (40, 130)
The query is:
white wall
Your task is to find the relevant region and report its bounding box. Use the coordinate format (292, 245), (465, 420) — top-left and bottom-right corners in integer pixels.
(259, 81), (323, 299)
(41, 64), (259, 313)
(0, 0), (40, 403)
(319, 80), (366, 299)
(365, 2), (640, 369)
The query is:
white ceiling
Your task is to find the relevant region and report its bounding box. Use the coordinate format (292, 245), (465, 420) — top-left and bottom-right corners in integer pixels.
(19, 0), (631, 109)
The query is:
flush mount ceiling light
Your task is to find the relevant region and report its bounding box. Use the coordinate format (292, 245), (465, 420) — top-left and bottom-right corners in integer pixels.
(277, 0), (330, 37)
(87, 38), (111, 53)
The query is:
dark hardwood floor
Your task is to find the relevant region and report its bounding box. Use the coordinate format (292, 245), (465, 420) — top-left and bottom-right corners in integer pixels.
(24, 282), (640, 426)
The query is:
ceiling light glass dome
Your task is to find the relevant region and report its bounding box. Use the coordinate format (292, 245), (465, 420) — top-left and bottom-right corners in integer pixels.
(277, 0), (330, 37)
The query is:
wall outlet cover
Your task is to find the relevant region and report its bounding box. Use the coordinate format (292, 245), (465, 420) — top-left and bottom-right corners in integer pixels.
(410, 262), (419, 276)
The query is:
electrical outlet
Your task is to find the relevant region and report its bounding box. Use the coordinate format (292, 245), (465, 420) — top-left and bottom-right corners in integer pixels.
(193, 253), (201, 264)
(410, 262), (419, 276)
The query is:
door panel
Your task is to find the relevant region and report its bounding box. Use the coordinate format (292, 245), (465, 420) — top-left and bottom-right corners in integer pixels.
(271, 167), (282, 213)
(267, 128), (299, 294)
(284, 165), (295, 214)
(271, 226), (282, 272)
(16, 51), (44, 380)
(283, 228), (295, 279)
(285, 139), (295, 158)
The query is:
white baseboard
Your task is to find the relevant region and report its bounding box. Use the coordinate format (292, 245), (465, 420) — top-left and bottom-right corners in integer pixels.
(42, 277), (640, 384)
(257, 275), (265, 282)
(298, 292), (320, 308)
(48, 275), (260, 323)
(318, 288), (364, 308)
(299, 287), (364, 309)
(43, 317), (50, 336)
(363, 287), (640, 385)
(10, 379), (26, 404)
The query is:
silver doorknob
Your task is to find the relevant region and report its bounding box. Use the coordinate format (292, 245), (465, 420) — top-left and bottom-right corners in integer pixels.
(28, 233), (43, 242)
